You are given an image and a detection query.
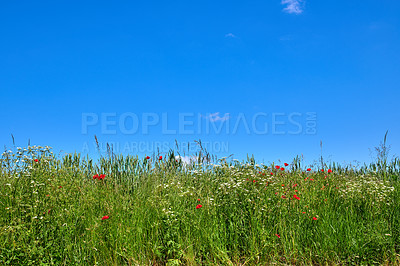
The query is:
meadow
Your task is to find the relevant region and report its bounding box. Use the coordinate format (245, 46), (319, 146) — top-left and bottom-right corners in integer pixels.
(1, 145), (400, 265)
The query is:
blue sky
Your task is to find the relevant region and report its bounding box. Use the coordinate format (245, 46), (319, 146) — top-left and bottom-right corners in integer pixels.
(1, 0), (399, 165)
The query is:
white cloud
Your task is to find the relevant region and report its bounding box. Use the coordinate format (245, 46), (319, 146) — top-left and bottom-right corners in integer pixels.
(279, 34), (294, 41)
(281, 0), (304, 14)
(205, 112), (230, 122)
(175, 155), (196, 165)
(225, 33), (237, 38)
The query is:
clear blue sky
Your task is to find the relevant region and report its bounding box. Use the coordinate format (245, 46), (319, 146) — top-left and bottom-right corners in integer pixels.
(1, 0), (399, 165)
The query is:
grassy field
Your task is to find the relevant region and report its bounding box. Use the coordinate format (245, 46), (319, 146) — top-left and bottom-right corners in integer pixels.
(1, 145), (400, 265)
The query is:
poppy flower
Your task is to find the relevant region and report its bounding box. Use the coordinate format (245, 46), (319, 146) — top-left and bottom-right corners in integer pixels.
(293, 195), (300, 200)
(321, 169), (324, 172)
(197, 199), (200, 201)
(34, 159), (39, 162)
(99, 174), (105, 180)
(280, 167), (285, 171)
(253, 180), (256, 183)
(328, 169), (332, 173)
(270, 172), (274, 175)
(281, 195), (287, 199)
(196, 204), (202, 209)
(275, 165), (280, 169)
(102, 215), (109, 220)
(312, 217), (318, 220)
(275, 234), (281, 238)
(284, 163), (289, 166)
(146, 156), (150, 160)
(93, 174), (99, 179)
(307, 168), (311, 171)
(302, 212), (306, 214)
(159, 156), (162, 160)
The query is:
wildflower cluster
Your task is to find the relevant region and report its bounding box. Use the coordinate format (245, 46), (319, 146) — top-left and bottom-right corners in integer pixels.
(93, 174), (106, 180)
(338, 174), (395, 204)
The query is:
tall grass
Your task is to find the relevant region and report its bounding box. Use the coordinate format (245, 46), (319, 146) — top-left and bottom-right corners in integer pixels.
(0, 145), (399, 265)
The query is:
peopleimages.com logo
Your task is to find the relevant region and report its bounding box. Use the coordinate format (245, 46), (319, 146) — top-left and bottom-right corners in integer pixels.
(81, 112), (317, 136)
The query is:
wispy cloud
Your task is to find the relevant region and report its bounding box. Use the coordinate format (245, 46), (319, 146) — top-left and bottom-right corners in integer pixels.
(175, 155), (196, 165)
(279, 34), (294, 41)
(281, 0), (304, 14)
(204, 112), (230, 122)
(225, 33), (237, 38)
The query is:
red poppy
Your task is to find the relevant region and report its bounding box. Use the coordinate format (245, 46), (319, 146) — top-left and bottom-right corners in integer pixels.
(321, 169), (324, 172)
(293, 195), (300, 200)
(102, 215), (109, 220)
(196, 204), (202, 209)
(280, 167), (285, 171)
(302, 211), (306, 214)
(146, 156), (150, 160)
(197, 199), (200, 201)
(284, 163), (289, 166)
(312, 217), (317, 220)
(93, 174), (99, 179)
(328, 169), (332, 173)
(307, 168), (311, 171)
(34, 159), (39, 162)
(159, 156), (162, 160)
(275, 165), (280, 169)
(99, 174), (105, 180)
(275, 234), (281, 238)
(281, 195), (287, 199)
(293, 184), (298, 187)
(253, 180), (256, 183)
(270, 172), (274, 175)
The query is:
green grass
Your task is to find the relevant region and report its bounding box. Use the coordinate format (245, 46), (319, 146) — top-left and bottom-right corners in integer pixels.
(1, 146), (400, 265)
